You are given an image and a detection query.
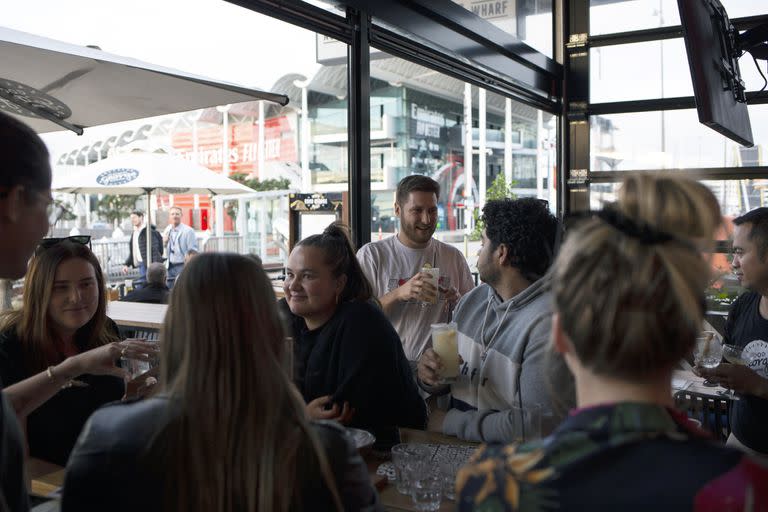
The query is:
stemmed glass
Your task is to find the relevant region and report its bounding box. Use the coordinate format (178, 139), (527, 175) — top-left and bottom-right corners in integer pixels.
(694, 331), (723, 387)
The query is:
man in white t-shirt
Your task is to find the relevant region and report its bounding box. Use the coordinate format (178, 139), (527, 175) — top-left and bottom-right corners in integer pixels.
(357, 175), (474, 363)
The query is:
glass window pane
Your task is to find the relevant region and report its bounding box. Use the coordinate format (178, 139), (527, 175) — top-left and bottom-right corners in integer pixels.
(591, 39), (767, 103)
(369, 51), (557, 270)
(451, 0), (553, 57)
(590, 0), (680, 35)
(590, 179), (766, 219)
(589, 178), (753, 312)
(11, 0), (347, 267)
(590, 0), (765, 36)
(590, 106), (768, 171)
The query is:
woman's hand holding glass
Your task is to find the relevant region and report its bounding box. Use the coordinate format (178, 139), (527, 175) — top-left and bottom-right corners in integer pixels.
(67, 339), (159, 380)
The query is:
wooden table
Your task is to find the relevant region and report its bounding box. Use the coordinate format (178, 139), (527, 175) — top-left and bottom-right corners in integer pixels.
(369, 428), (478, 512)
(107, 301), (167, 329)
(27, 458), (64, 498)
(26, 429), (473, 511)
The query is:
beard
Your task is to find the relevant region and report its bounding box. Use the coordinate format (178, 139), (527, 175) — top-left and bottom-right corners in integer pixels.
(478, 261), (501, 286)
(400, 220), (436, 244)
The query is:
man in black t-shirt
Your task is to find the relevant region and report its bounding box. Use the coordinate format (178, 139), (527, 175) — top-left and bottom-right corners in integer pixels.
(700, 208), (768, 455)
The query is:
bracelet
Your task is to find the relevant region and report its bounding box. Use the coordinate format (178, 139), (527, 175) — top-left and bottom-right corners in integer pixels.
(45, 365), (88, 389)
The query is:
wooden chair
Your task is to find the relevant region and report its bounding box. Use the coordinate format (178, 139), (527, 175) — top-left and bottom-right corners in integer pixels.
(674, 390), (731, 442)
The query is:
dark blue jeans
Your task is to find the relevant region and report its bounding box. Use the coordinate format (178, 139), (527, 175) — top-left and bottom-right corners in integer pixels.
(136, 262), (147, 288)
(167, 263), (183, 289)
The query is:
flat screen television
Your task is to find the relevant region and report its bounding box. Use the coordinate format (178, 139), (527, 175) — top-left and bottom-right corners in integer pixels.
(678, 0), (754, 147)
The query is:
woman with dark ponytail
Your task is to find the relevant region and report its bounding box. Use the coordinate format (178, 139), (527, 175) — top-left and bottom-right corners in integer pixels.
(282, 222), (426, 446)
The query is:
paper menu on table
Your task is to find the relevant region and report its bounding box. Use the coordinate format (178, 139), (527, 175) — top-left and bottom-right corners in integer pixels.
(672, 377), (692, 391)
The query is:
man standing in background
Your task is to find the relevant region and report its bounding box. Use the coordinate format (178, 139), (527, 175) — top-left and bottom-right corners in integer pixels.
(123, 210), (163, 287)
(163, 206), (197, 288)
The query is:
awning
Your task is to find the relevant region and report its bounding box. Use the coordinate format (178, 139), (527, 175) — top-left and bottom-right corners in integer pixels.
(0, 27), (289, 135)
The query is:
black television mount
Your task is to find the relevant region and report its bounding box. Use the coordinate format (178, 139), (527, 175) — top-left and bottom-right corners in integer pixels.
(709, 0), (768, 104)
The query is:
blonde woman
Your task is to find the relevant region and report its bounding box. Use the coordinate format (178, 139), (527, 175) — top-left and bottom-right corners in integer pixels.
(456, 175), (767, 511)
(63, 253), (381, 512)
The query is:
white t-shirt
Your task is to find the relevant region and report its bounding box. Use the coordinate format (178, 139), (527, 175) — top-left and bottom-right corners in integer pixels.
(357, 235), (475, 361)
(132, 225), (144, 266)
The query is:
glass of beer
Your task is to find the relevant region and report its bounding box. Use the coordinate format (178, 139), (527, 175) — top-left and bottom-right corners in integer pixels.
(431, 322), (459, 383)
(420, 265), (440, 308)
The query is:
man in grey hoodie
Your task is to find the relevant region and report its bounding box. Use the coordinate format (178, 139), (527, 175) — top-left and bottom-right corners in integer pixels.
(417, 198), (575, 442)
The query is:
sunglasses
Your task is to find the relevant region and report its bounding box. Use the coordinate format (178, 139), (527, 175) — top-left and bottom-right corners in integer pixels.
(35, 235), (92, 256)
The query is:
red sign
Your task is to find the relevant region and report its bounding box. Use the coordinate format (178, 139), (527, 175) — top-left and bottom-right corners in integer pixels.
(170, 116), (298, 177)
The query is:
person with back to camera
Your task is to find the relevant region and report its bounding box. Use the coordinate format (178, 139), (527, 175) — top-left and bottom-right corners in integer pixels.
(457, 174), (768, 511)
(281, 223), (427, 447)
(63, 252), (382, 512)
(0, 239), (157, 466)
(120, 262), (169, 304)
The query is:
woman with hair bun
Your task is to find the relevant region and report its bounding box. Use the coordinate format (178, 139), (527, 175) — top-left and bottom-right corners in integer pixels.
(282, 222), (427, 446)
(457, 175), (768, 511)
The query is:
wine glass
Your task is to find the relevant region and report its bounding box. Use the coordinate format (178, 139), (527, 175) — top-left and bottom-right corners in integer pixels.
(694, 331), (723, 387)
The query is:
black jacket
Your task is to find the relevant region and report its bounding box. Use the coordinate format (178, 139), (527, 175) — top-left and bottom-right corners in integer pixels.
(282, 299), (427, 447)
(0, 322), (125, 465)
(63, 397), (382, 512)
(120, 283), (169, 304)
(124, 225), (163, 267)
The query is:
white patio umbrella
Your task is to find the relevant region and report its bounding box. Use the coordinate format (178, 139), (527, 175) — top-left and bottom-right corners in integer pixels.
(0, 27), (288, 134)
(53, 152), (254, 261)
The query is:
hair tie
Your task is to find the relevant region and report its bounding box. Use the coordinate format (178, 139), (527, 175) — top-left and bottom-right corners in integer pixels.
(596, 208), (676, 245)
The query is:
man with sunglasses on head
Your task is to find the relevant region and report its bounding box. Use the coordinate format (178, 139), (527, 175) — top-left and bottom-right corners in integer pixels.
(0, 111), (55, 511)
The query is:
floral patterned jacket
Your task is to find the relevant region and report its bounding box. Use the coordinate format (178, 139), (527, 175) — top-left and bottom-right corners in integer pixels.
(456, 402), (768, 512)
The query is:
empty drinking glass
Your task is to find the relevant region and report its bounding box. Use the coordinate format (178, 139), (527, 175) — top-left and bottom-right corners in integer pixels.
(411, 472), (442, 511)
(391, 444), (431, 495)
(439, 461), (462, 501)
